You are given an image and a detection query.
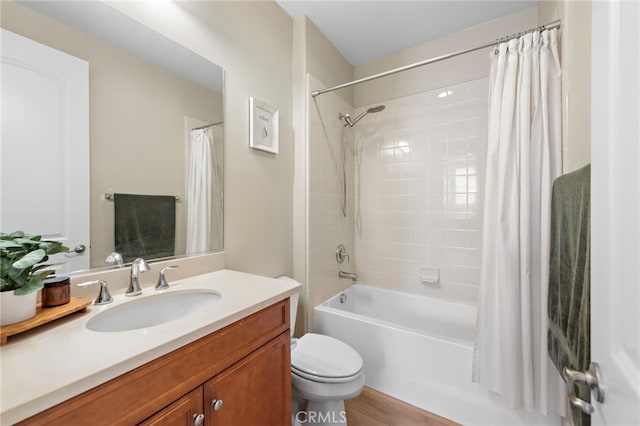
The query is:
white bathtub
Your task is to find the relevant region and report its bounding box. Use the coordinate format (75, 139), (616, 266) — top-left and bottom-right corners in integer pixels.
(313, 285), (558, 426)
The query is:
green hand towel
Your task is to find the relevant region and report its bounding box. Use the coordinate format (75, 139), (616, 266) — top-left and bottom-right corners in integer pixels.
(114, 193), (176, 263)
(547, 164), (590, 426)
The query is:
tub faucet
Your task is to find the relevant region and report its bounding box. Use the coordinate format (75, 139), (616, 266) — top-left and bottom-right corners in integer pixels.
(338, 271), (357, 282)
(127, 258), (150, 296)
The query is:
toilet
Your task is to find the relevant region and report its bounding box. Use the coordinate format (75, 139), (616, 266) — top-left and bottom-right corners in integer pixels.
(278, 277), (364, 426)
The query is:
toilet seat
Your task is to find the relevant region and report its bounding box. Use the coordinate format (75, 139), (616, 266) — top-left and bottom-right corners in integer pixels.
(291, 366), (362, 384)
(291, 333), (363, 383)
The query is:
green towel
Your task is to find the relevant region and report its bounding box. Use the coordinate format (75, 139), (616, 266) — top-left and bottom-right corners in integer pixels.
(547, 164), (590, 426)
(114, 193), (176, 263)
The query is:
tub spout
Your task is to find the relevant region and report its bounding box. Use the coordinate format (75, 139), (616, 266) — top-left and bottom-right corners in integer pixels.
(339, 271), (357, 282)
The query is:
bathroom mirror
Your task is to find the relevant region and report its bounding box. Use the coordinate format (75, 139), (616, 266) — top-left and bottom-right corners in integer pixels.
(1, 1), (224, 272)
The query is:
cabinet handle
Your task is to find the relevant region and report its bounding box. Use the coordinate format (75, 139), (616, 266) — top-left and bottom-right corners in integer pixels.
(211, 399), (224, 411)
(193, 413), (205, 426)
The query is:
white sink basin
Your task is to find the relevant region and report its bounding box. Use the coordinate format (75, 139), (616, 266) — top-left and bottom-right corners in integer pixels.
(86, 290), (221, 332)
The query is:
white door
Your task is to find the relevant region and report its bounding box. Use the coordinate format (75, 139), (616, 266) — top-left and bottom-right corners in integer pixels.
(1, 29), (90, 272)
(590, 1), (640, 425)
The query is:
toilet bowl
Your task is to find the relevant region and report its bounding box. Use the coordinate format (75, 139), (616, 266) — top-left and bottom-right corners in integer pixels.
(278, 277), (364, 426)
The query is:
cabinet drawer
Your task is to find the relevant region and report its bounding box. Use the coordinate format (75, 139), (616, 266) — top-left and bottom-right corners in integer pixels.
(19, 299), (289, 426)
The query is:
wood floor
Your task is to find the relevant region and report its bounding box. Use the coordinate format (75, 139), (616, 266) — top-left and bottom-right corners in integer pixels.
(344, 387), (459, 426)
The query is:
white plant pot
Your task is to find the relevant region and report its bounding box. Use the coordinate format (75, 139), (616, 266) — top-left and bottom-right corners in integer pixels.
(0, 290), (38, 326)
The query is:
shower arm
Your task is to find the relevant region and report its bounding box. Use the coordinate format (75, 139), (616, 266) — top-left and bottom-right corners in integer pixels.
(347, 110), (369, 127)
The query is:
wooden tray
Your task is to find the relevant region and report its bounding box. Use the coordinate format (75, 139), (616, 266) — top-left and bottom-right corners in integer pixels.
(1, 296), (92, 345)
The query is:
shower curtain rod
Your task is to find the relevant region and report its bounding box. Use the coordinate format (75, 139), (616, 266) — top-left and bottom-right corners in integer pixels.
(192, 120), (224, 131)
(311, 19), (561, 97)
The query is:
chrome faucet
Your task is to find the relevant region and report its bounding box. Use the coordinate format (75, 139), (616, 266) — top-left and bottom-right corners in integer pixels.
(77, 280), (113, 305)
(105, 252), (124, 268)
(127, 258), (150, 296)
(338, 271), (357, 282)
(155, 266), (178, 290)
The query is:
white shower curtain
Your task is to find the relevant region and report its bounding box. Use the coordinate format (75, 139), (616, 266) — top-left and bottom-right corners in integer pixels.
(473, 29), (565, 416)
(186, 127), (222, 253)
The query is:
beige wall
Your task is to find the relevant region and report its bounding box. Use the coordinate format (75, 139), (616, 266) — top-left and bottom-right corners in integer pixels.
(302, 17), (354, 106)
(292, 17), (355, 334)
(303, 18), (355, 330)
(538, 0), (591, 173)
(292, 17), (308, 335)
(1, 2), (223, 268)
(99, 1), (294, 278)
(353, 8), (537, 107)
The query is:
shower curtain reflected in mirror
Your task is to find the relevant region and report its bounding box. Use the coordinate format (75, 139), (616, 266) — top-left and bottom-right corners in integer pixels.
(186, 126), (223, 253)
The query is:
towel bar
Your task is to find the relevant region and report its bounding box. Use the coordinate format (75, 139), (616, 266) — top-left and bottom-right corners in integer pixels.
(104, 192), (180, 201)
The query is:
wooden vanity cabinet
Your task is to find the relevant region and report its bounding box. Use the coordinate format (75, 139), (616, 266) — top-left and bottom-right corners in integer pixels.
(19, 299), (291, 426)
(140, 333), (290, 426)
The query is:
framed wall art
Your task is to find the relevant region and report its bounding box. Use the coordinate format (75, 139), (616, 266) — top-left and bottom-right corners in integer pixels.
(249, 97), (279, 154)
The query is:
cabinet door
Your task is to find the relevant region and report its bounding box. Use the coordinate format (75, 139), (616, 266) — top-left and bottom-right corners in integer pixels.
(204, 332), (291, 426)
(139, 387), (204, 426)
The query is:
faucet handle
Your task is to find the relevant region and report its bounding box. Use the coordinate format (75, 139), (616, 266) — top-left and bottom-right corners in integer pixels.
(77, 280), (113, 305)
(155, 266), (179, 290)
(336, 244), (350, 264)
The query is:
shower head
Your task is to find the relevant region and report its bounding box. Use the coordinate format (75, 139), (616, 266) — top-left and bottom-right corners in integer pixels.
(339, 104), (385, 127)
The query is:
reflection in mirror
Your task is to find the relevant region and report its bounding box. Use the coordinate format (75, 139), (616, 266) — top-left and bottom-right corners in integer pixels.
(1, 1), (224, 273)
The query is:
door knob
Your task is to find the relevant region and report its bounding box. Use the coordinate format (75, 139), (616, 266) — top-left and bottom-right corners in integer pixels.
(68, 244), (87, 254)
(211, 399), (223, 411)
(563, 362), (605, 414)
(192, 413), (204, 426)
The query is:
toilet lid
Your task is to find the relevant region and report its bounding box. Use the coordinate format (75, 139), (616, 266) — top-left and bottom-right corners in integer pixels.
(291, 333), (363, 379)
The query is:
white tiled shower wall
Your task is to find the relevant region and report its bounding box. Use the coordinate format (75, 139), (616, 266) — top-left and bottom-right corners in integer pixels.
(354, 78), (488, 305)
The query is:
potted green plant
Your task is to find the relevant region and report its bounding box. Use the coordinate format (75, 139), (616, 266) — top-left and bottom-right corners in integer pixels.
(1, 231), (68, 325)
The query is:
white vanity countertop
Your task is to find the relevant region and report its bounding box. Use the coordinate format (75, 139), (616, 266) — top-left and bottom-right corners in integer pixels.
(0, 269), (300, 425)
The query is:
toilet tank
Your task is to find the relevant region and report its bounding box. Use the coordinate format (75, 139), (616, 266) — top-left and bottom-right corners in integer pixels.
(277, 276), (300, 337)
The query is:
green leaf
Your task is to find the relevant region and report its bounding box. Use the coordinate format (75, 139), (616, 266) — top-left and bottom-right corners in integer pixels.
(30, 263), (53, 273)
(14, 275), (46, 295)
(1, 261), (11, 280)
(39, 241), (68, 255)
(14, 238), (40, 246)
(32, 269), (54, 279)
(7, 267), (27, 286)
(12, 249), (46, 269)
(36, 262), (65, 272)
(1, 233), (69, 294)
(0, 240), (22, 249)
